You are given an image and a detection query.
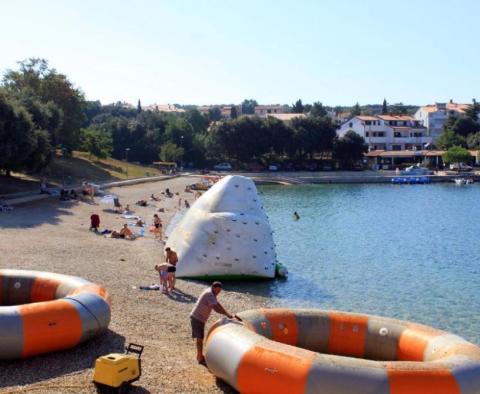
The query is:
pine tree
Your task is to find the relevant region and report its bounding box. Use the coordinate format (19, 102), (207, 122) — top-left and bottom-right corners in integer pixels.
(137, 99), (142, 113)
(351, 102), (361, 116)
(230, 106), (238, 119)
(465, 98), (479, 121)
(382, 99), (388, 115)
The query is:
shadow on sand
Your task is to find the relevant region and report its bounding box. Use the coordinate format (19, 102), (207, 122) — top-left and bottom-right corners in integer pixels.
(167, 288), (197, 304)
(0, 199), (93, 229)
(0, 329), (125, 389)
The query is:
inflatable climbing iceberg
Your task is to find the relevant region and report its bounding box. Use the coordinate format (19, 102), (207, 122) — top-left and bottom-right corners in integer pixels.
(167, 175), (276, 280)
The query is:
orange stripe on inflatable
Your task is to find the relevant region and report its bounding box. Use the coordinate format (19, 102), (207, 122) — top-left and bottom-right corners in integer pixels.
(397, 327), (440, 361)
(327, 312), (368, 357)
(237, 344), (314, 394)
(18, 300), (82, 358)
(70, 284), (111, 305)
(388, 369), (460, 394)
(31, 277), (60, 303)
(263, 309), (299, 346)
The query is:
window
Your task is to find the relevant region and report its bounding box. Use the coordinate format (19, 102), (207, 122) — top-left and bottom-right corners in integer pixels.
(392, 145), (402, 151)
(365, 121), (371, 125)
(365, 132), (370, 137)
(377, 132), (385, 137)
(349, 122), (353, 128)
(394, 132), (401, 138)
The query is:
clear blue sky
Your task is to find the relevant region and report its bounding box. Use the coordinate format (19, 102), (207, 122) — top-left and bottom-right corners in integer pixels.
(1, 0), (479, 106)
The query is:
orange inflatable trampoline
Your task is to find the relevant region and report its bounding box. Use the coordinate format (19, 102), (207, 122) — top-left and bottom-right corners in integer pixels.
(0, 269), (111, 359)
(205, 308), (480, 394)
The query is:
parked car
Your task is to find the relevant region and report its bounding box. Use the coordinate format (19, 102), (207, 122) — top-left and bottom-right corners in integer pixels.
(213, 162), (232, 171)
(449, 163), (473, 172)
(401, 165), (433, 175)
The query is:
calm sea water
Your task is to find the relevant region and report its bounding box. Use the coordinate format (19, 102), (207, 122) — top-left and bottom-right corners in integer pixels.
(254, 183), (480, 344)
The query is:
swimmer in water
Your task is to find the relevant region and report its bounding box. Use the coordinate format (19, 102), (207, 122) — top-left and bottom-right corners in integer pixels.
(293, 211), (300, 220)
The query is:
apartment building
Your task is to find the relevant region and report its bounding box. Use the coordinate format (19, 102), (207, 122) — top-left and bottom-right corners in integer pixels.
(337, 115), (432, 151)
(414, 102), (469, 141)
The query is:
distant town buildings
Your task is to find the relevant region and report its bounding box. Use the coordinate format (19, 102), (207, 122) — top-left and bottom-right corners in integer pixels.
(254, 105), (284, 117)
(144, 104), (185, 113)
(414, 101), (469, 141)
(337, 115), (432, 151)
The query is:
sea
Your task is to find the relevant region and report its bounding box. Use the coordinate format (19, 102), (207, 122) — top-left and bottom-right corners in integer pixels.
(250, 182), (480, 345)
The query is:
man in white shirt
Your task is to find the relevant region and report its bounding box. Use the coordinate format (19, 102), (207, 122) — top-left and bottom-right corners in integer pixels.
(190, 281), (233, 365)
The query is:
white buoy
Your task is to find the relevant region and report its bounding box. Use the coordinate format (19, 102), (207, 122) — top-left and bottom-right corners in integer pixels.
(166, 175), (276, 280)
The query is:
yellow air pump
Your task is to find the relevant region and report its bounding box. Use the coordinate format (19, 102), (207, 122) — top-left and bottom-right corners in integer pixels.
(93, 343), (144, 392)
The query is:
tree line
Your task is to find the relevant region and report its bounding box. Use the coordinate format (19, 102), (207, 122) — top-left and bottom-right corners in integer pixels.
(0, 58), (368, 176)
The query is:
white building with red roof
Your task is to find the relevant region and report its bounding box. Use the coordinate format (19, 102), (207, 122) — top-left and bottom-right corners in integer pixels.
(337, 115), (431, 151)
(414, 101), (469, 141)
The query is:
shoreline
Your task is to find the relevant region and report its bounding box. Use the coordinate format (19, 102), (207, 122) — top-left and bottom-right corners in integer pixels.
(0, 176), (269, 393)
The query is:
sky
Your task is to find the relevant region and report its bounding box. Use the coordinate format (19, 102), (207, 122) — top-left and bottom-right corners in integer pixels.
(1, 0), (479, 107)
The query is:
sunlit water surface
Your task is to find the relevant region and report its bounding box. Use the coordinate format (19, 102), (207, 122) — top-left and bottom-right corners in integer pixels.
(247, 183), (480, 344)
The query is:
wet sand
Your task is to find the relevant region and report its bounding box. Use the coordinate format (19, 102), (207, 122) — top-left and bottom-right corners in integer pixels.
(0, 176), (270, 394)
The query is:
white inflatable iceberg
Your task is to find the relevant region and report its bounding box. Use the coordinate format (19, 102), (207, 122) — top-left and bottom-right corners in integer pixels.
(166, 175), (277, 280)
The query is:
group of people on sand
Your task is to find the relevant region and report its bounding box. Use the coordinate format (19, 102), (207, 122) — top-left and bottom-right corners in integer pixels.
(154, 247), (178, 294)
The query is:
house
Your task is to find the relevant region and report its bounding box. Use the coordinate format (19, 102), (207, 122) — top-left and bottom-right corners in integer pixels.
(414, 102), (469, 141)
(220, 105), (242, 120)
(266, 113), (306, 121)
(337, 115), (432, 151)
(254, 105), (284, 117)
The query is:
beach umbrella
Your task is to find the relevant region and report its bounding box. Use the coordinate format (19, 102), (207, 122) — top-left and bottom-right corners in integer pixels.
(100, 194), (118, 205)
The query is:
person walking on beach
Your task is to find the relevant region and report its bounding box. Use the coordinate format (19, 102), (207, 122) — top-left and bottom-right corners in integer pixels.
(190, 282), (234, 365)
(165, 247), (178, 291)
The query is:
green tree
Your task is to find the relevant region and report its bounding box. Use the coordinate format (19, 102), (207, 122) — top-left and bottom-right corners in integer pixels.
(208, 107), (222, 121)
(351, 102), (361, 116)
(467, 132), (480, 148)
(230, 106), (238, 119)
(159, 142), (184, 163)
(310, 102), (327, 117)
(333, 131), (367, 169)
(382, 99), (388, 115)
(292, 99), (304, 113)
(3, 58), (86, 152)
(451, 117), (479, 137)
(241, 99), (258, 115)
(442, 146), (471, 164)
(80, 128), (113, 159)
(465, 99), (479, 121)
(137, 99), (142, 113)
(290, 116), (336, 159)
(0, 92), (42, 175)
(437, 129), (466, 149)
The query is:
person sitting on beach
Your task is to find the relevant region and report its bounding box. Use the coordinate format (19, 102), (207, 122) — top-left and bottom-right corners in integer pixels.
(155, 263), (170, 294)
(124, 204), (132, 214)
(136, 200), (148, 207)
(150, 193), (160, 201)
(184, 200), (190, 209)
(190, 282), (234, 365)
(185, 185), (192, 193)
(165, 247), (178, 291)
(90, 213), (100, 232)
(136, 218), (144, 227)
(111, 224), (135, 240)
(165, 188), (173, 198)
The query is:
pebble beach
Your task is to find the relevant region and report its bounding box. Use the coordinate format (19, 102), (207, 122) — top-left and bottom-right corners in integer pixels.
(0, 176), (268, 394)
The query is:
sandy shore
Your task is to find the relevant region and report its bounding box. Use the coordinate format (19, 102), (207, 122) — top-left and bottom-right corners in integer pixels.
(0, 176), (270, 394)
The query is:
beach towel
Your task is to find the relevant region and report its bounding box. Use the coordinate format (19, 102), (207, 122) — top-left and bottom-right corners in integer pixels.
(139, 284), (160, 290)
(121, 214), (139, 220)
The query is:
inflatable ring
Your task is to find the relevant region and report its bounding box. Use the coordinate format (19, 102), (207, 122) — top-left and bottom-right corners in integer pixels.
(0, 269), (111, 359)
(205, 308), (480, 394)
